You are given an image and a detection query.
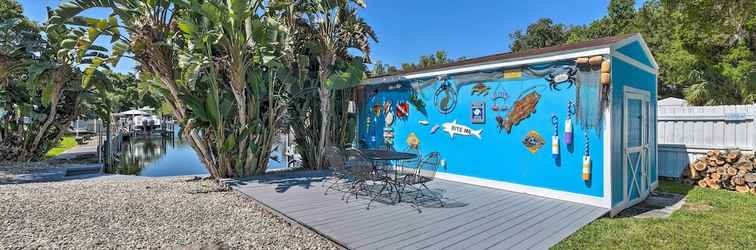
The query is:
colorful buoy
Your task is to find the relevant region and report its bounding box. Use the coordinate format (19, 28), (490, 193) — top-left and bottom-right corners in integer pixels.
(583, 155), (591, 181)
(582, 130), (591, 181)
(551, 114), (559, 160)
(565, 100), (575, 146)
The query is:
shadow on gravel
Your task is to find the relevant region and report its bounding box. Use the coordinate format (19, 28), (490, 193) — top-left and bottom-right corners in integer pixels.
(234, 170), (331, 193)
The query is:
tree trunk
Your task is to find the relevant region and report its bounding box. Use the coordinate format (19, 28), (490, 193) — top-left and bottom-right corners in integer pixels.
(27, 68), (68, 157)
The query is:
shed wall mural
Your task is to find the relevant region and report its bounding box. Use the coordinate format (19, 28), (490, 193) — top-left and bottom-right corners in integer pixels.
(358, 57), (611, 197)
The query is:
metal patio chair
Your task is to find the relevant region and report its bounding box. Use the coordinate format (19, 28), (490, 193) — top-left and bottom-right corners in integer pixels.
(342, 148), (377, 202)
(401, 152), (446, 209)
(323, 145), (354, 195)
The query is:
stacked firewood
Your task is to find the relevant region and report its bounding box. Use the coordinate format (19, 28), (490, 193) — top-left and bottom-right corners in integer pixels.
(683, 150), (756, 194)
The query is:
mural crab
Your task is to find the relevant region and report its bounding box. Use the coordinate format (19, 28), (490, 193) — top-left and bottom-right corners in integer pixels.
(545, 65), (577, 91)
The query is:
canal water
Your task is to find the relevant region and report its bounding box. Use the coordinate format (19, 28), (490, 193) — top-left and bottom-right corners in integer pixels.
(107, 134), (286, 177)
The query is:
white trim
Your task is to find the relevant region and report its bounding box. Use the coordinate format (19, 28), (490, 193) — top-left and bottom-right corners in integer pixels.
(618, 86), (652, 214)
(365, 48), (612, 85)
(610, 34), (659, 69)
(602, 68), (613, 208)
(612, 52), (658, 75)
(435, 172), (609, 208)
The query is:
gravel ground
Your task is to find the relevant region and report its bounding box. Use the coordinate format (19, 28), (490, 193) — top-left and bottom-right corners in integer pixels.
(0, 176), (340, 249)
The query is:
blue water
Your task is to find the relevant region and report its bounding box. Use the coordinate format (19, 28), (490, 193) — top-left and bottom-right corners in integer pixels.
(109, 136), (286, 177)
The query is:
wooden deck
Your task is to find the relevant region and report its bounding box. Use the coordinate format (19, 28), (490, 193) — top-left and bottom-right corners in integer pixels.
(233, 171), (607, 250)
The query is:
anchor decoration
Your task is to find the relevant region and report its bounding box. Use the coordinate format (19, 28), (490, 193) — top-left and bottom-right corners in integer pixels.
(522, 130), (545, 154)
(441, 120), (482, 139)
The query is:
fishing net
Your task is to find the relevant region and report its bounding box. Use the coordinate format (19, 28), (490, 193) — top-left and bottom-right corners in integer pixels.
(575, 67), (603, 130)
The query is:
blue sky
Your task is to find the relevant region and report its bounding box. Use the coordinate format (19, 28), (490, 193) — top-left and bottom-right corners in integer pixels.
(20, 0), (644, 72)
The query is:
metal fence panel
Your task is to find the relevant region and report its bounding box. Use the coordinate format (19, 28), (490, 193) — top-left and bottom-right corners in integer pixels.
(657, 104), (756, 177)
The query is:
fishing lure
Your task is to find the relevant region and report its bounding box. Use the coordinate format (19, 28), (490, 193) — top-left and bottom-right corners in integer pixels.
(565, 100), (575, 146)
(551, 114), (559, 161)
(582, 130), (591, 181)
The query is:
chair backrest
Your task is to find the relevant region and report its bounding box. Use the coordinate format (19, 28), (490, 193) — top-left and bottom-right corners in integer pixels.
(343, 148), (371, 168)
(343, 148), (374, 177)
(324, 146), (346, 172)
(400, 146), (422, 170)
(417, 152), (441, 180)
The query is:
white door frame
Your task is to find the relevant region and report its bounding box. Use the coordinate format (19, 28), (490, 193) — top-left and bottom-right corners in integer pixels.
(622, 86), (651, 208)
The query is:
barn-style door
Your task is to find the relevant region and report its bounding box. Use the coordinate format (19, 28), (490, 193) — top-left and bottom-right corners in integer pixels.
(624, 88), (651, 205)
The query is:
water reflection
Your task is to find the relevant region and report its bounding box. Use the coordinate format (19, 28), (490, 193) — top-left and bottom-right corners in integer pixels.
(108, 135), (287, 177)
(108, 136), (209, 177)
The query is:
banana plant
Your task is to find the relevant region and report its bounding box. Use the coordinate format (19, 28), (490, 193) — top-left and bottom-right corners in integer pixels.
(52, 0), (292, 177)
(272, 0), (376, 169)
(176, 0), (291, 176)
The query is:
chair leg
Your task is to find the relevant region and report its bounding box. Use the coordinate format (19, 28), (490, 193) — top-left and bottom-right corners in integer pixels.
(367, 181), (388, 210)
(323, 176), (344, 195)
(342, 180), (359, 202)
(421, 183), (445, 207)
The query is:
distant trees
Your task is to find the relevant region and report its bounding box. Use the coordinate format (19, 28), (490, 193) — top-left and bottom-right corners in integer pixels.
(507, 0), (756, 105)
(370, 50), (464, 76)
(509, 18), (568, 53)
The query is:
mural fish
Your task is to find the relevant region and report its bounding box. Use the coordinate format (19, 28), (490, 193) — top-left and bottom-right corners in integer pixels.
(471, 83), (490, 96)
(418, 120), (430, 125)
(442, 120), (482, 139)
(501, 91), (541, 133)
(430, 124), (440, 134)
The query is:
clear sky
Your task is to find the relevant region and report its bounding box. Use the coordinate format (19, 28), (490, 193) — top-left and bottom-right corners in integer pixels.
(19, 0), (644, 72)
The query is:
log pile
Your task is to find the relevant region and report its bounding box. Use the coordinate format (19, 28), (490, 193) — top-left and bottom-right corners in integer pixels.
(683, 150), (756, 194)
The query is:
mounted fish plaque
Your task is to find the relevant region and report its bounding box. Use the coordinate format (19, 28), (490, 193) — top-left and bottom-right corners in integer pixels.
(442, 120), (482, 139)
(501, 91), (541, 133)
(471, 101), (485, 124)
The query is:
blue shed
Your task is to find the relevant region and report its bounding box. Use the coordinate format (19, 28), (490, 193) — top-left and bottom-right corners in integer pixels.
(356, 34), (658, 215)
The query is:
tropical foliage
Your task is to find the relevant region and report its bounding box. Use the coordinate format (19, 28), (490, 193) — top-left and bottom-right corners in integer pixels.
(0, 1), (108, 162)
(275, 0), (376, 170)
(48, 0), (375, 177)
(508, 0), (756, 105)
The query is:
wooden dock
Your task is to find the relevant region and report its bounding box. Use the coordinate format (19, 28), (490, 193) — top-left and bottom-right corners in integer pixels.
(233, 171), (607, 250)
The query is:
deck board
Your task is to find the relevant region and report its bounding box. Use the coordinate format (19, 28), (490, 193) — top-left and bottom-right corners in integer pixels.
(233, 170), (606, 250)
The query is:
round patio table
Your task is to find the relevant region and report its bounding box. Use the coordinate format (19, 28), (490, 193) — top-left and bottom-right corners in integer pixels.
(358, 149), (418, 205)
(359, 149), (417, 161)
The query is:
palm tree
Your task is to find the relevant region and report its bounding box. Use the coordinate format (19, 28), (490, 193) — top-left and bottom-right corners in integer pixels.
(276, 0), (376, 169)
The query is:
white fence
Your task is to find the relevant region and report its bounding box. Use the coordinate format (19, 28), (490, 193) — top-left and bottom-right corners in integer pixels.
(657, 103), (756, 177)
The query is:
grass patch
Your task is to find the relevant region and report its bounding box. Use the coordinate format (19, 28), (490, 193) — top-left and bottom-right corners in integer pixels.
(554, 180), (756, 250)
(44, 136), (77, 158)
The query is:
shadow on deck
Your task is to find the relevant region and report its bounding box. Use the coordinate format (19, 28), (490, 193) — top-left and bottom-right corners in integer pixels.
(233, 170), (607, 250)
